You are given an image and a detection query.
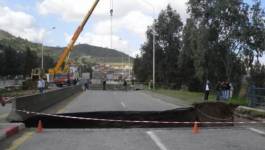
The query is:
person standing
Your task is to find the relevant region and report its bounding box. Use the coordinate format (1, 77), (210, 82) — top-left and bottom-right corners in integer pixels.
(102, 79), (106, 90)
(229, 82), (233, 99)
(216, 81), (222, 101)
(85, 79), (90, 90)
(123, 79), (128, 91)
(224, 81), (230, 100)
(41, 78), (45, 93)
(204, 80), (210, 101)
(37, 78), (44, 94)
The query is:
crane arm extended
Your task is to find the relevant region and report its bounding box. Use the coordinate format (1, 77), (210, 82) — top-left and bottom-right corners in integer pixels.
(49, 0), (100, 74)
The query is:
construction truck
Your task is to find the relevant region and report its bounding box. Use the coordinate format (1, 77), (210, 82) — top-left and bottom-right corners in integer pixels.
(47, 0), (100, 87)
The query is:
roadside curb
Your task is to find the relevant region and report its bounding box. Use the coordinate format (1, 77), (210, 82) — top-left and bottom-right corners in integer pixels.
(235, 106), (265, 122)
(0, 123), (25, 141)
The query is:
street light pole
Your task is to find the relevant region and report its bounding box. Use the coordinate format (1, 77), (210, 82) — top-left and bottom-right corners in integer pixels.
(41, 27), (55, 70)
(141, 0), (156, 89)
(153, 25), (155, 89)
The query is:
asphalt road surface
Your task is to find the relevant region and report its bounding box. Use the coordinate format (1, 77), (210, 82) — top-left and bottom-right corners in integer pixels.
(62, 90), (178, 112)
(0, 103), (11, 123)
(1, 90), (265, 150)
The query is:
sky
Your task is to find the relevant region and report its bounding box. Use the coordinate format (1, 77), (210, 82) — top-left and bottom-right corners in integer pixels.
(0, 0), (264, 61)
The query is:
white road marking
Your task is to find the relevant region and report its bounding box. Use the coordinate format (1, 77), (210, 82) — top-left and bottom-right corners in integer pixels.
(248, 128), (265, 136)
(147, 131), (168, 150)
(121, 102), (126, 108)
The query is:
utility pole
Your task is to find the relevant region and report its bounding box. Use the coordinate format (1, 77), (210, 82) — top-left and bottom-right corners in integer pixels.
(141, 0), (156, 89)
(153, 25), (155, 89)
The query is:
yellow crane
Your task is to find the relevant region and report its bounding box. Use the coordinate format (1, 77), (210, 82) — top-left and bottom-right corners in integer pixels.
(48, 0), (100, 86)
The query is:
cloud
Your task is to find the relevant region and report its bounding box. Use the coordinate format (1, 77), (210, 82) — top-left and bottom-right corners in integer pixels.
(0, 6), (44, 42)
(38, 0), (188, 21)
(38, 0), (188, 56)
(93, 11), (153, 39)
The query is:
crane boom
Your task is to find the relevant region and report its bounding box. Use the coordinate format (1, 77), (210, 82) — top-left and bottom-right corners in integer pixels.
(49, 0), (100, 74)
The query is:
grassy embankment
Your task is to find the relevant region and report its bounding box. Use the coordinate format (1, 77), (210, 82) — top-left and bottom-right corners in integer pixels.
(153, 89), (248, 106)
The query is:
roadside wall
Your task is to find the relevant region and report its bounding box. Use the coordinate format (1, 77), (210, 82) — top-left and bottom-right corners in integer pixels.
(7, 85), (83, 122)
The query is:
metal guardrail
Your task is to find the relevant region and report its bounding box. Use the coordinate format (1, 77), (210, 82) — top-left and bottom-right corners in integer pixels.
(248, 86), (265, 108)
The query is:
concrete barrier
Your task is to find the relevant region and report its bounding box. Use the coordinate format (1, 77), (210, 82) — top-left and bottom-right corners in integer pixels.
(7, 85), (83, 122)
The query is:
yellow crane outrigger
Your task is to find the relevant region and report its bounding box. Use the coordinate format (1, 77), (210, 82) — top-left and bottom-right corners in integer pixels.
(48, 0), (100, 85)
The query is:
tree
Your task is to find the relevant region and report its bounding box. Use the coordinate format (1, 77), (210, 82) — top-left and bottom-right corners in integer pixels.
(24, 47), (38, 76)
(250, 61), (265, 87)
(244, 0), (265, 69)
(178, 18), (202, 91)
(3, 46), (18, 76)
(43, 55), (55, 72)
(186, 0), (248, 85)
(134, 5), (183, 88)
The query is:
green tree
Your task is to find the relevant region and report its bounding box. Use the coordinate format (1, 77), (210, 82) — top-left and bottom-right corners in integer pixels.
(178, 18), (202, 91)
(244, 0), (265, 69)
(250, 61), (265, 87)
(3, 46), (18, 76)
(134, 5), (183, 88)
(24, 47), (38, 76)
(186, 0), (248, 85)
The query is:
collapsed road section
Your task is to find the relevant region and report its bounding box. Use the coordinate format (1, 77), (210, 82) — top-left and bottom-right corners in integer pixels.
(24, 102), (235, 128)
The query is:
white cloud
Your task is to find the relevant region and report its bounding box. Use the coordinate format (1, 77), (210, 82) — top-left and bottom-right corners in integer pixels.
(38, 0), (188, 21)
(38, 0), (188, 56)
(93, 11), (153, 39)
(0, 6), (44, 42)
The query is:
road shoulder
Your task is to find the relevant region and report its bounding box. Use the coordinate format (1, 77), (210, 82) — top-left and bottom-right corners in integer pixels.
(142, 90), (191, 107)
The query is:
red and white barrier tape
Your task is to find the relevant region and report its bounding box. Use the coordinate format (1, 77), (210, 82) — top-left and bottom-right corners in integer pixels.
(17, 109), (265, 125)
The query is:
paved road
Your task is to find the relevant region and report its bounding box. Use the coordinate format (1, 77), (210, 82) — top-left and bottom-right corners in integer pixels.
(1, 90), (265, 150)
(2, 127), (265, 150)
(0, 103), (11, 123)
(62, 90), (179, 112)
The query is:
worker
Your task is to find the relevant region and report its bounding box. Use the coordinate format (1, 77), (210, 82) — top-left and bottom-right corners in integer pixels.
(84, 79), (90, 90)
(41, 78), (46, 93)
(37, 78), (44, 94)
(123, 79), (127, 91)
(204, 80), (210, 101)
(102, 79), (106, 90)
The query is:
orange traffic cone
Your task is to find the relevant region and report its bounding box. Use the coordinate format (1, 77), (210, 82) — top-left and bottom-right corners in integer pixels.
(192, 121), (199, 134)
(36, 120), (43, 133)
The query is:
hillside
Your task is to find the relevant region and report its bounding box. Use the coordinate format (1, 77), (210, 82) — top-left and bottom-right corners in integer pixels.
(0, 30), (13, 40)
(0, 29), (133, 63)
(47, 44), (132, 63)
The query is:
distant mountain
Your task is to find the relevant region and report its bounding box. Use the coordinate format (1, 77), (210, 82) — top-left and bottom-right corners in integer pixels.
(48, 44), (132, 63)
(0, 29), (133, 63)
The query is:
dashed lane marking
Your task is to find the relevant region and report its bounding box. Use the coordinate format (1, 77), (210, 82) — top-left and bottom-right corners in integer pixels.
(7, 131), (34, 150)
(121, 102), (126, 108)
(147, 131), (168, 150)
(248, 128), (265, 136)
